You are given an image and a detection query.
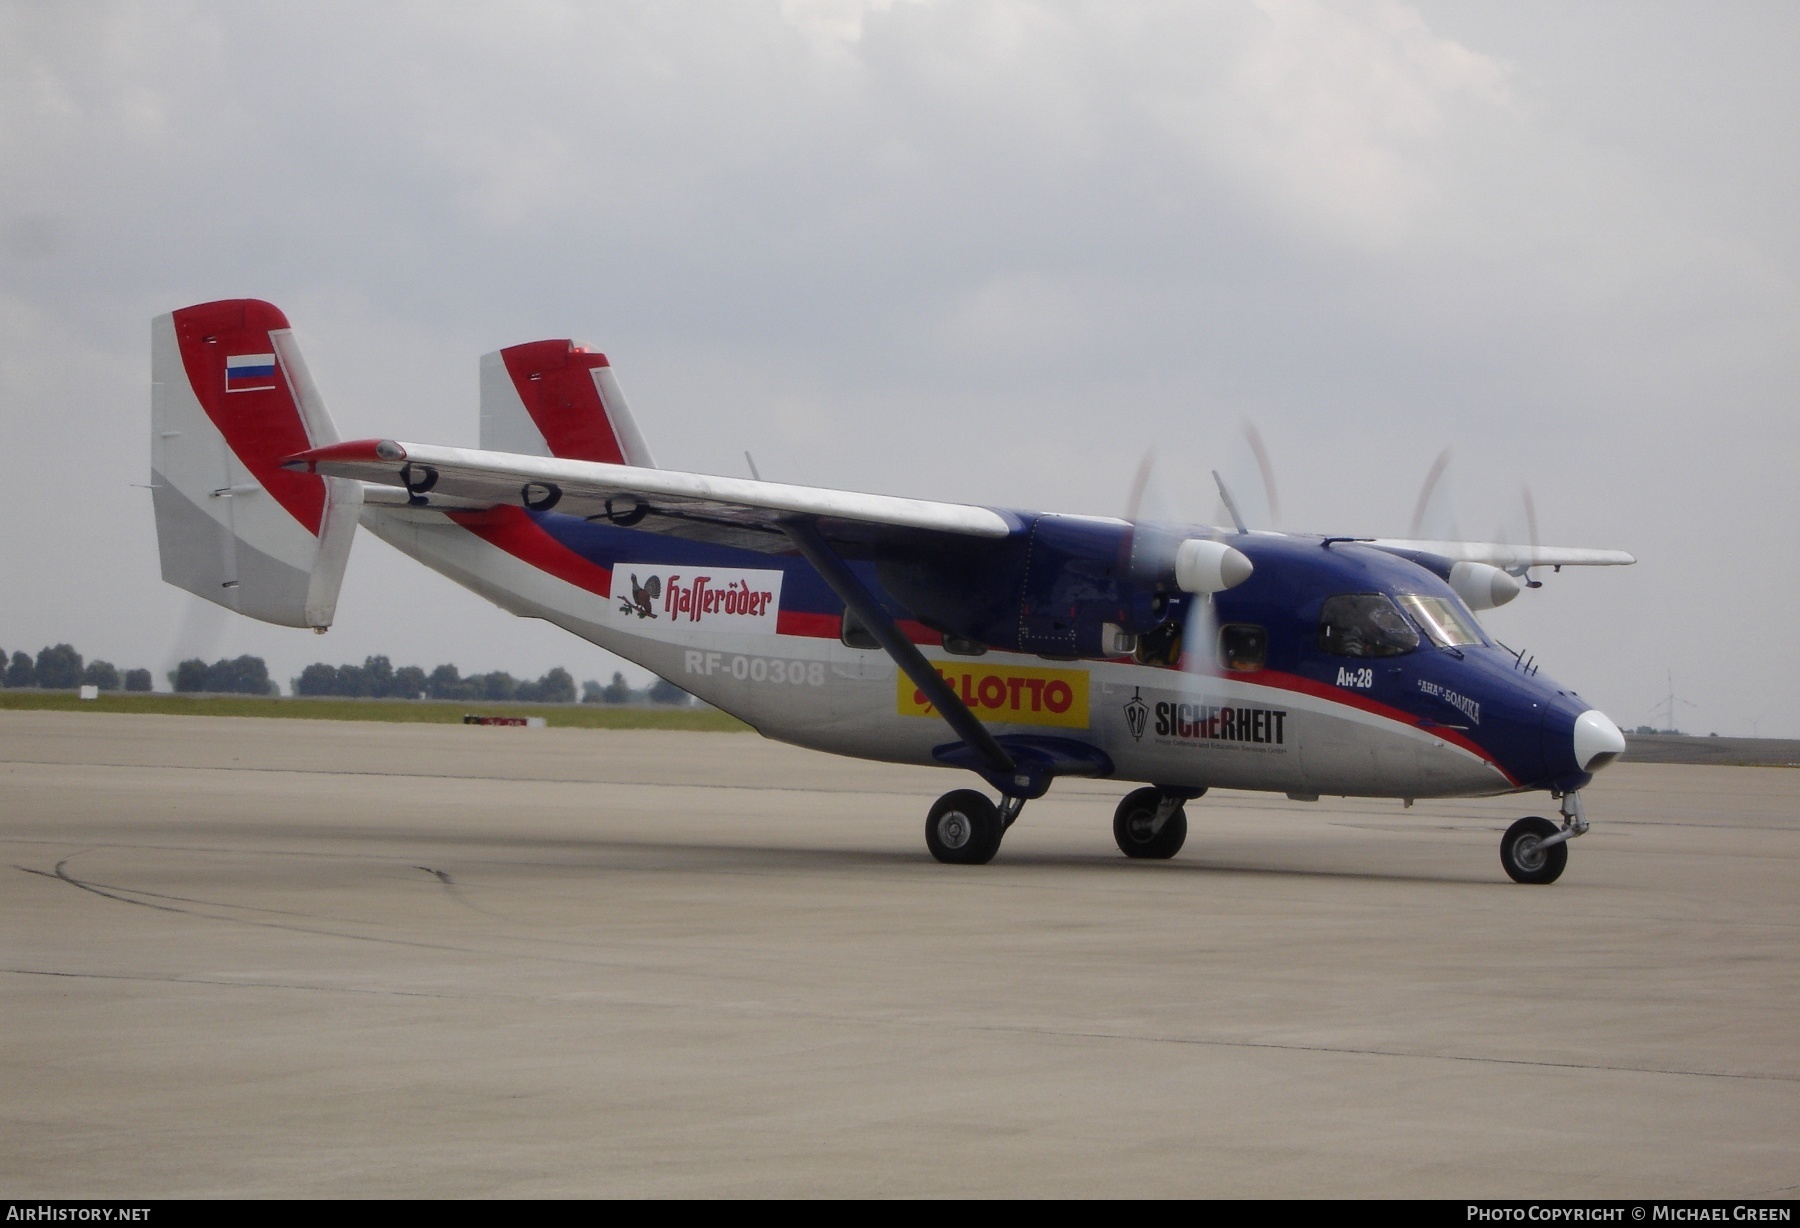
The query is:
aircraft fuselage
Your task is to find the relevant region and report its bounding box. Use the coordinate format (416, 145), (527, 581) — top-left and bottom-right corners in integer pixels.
(363, 500), (1603, 803)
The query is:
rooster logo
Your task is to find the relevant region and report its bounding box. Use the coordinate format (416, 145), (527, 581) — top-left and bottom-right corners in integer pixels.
(618, 573), (661, 620)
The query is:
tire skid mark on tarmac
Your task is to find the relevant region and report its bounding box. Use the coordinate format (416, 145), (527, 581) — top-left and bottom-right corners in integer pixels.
(19, 838), (1800, 934)
(17, 854), (797, 978)
(961, 1022), (1800, 1084)
(15, 864), (325, 920)
(3, 966), (454, 999)
(32, 854), (509, 960)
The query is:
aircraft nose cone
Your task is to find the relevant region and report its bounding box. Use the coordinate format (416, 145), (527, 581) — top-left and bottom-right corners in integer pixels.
(1573, 709), (1626, 773)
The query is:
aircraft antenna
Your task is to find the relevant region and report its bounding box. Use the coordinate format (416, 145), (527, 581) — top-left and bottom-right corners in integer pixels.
(1212, 471), (1249, 534)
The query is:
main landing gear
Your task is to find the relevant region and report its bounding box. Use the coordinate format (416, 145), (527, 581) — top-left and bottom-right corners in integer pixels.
(925, 790), (1025, 865)
(923, 784), (1203, 864)
(1500, 792), (1589, 885)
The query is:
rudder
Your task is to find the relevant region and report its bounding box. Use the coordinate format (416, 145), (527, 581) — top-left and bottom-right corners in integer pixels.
(478, 340), (656, 467)
(151, 299), (360, 629)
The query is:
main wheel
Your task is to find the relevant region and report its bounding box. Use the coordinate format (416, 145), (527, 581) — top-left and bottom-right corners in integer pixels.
(925, 790), (1005, 865)
(1113, 787), (1188, 860)
(1501, 816), (1567, 884)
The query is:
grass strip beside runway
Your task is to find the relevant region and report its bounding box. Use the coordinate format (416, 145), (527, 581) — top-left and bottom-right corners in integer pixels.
(0, 690), (750, 731)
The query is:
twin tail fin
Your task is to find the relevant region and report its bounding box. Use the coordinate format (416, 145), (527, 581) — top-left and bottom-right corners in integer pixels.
(479, 340), (655, 467)
(151, 299), (360, 629)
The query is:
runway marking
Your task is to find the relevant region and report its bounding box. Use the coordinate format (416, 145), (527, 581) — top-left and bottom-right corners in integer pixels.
(3, 966), (455, 999)
(5, 757), (1797, 830)
(960, 1022), (1800, 1085)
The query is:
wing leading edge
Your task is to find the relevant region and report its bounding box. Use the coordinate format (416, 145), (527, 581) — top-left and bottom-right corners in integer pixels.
(1367, 538), (1635, 570)
(285, 439), (1016, 552)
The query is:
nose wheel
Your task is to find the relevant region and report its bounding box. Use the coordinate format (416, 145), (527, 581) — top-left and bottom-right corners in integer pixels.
(1500, 816), (1568, 884)
(1500, 793), (1588, 884)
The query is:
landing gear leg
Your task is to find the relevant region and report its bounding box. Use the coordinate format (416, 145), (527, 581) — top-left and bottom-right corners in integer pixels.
(1500, 793), (1585, 885)
(926, 790), (1008, 865)
(1113, 786), (1190, 860)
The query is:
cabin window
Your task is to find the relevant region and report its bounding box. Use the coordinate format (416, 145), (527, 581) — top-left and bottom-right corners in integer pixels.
(1217, 624), (1267, 672)
(840, 608), (880, 650)
(1395, 593), (1484, 648)
(1317, 594), (1420, 658)
(1134, 619), (1183, 667)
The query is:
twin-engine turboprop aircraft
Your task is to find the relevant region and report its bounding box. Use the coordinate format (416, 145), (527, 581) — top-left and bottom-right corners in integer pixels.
(151, 299), (1633, 883)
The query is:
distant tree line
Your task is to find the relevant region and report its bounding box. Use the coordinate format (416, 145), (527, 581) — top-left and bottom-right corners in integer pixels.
(4, 639), (692, 705)
(293, 655), (579, 703)
(582, 670), (691, 706)
(293, 658), (691, 705)
(3, 643), (152, 692)
(169, 656), (277, 695)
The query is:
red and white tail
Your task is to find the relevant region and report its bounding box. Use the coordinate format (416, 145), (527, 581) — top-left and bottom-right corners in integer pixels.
(151, 299), (360, 629)
(478, 340), (657, 467)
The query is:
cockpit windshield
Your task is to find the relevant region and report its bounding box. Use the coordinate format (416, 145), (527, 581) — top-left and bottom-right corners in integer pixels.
(1317, 594), (1420, 658)
(1395, 593), (1485, 648)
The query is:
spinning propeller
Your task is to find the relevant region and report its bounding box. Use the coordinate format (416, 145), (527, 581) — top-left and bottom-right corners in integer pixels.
(1118, 428), (1562, 686)
(1121, 439), (1258, 690)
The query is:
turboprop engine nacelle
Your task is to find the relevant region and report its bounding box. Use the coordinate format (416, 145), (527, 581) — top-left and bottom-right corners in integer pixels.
(1174, 538), (1254, 594)
(1448, 560), (1521, 611)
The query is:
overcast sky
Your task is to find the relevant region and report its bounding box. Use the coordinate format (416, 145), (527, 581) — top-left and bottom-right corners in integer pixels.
(2, 1), (1795, 735)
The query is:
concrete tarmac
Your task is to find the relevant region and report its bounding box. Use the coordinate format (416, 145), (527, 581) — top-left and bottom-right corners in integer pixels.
(2, 711), (1795, 1198)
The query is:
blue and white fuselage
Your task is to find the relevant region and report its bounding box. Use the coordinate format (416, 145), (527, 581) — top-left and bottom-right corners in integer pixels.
(361, 496), (1616, 802)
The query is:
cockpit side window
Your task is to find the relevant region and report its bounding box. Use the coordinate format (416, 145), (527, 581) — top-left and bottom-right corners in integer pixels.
(1318, 594), (1420, 658)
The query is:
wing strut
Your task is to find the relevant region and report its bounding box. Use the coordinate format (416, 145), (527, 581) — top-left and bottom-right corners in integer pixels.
(781, 518), (1016, 777)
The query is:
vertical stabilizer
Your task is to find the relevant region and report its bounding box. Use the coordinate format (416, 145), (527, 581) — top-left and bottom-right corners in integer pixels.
(151, 299), (361, 629)
(479, 340), (656, 467)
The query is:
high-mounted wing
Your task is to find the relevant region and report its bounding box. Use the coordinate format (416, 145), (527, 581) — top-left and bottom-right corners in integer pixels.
(284, 439), (1015, 553)
(1368, 538), (1635, 571)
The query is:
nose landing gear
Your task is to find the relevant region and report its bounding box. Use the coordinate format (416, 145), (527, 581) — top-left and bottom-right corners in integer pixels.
(1500, 792), (1588, 884)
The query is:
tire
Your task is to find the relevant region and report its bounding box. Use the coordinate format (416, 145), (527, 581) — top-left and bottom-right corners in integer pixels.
(1501, 816), (1567, 884)
(1113, 787), (1188, 860)
(925, 790), (1004, 865)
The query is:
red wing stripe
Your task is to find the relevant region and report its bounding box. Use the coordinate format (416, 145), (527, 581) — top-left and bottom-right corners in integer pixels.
(775, 610), (942, 645)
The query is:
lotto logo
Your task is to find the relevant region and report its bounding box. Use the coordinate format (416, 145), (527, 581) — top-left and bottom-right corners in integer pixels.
(898, 663), (1089, 729)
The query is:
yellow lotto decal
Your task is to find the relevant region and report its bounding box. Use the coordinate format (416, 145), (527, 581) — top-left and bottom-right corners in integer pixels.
(898, 663), (1090, 729)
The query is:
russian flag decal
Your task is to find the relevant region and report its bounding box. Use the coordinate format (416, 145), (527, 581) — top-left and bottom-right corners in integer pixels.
(225, 353), (278, 393)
